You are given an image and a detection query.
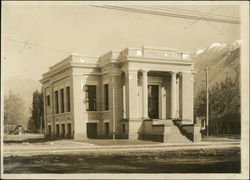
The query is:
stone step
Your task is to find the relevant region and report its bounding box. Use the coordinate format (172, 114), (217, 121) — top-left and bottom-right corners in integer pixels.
(150, 119), (192, 143)
(166, 120), (191, 143)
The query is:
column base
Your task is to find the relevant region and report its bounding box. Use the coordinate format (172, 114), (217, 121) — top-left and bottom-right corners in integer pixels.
(74, 133), (88, 141)
(193, 133), (202, 142)
(128, 132), (139, 140)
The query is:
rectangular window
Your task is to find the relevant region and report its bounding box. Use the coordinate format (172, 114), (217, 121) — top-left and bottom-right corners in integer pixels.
(104, 122), (109, 136)
(60, 89), (64, 113)
(67, 123), (71, 136)
(85, 85), (97, 111)
(46, 95), (50, 106)
(48, 125), (51, 135)
(55, 91), (59, 114)
(61, 124), (65, 137)
(66, 86), (71, 112)
(104, 84), (109, 110)
(122, 124), (126, 134)
(56, 124), (60, 137)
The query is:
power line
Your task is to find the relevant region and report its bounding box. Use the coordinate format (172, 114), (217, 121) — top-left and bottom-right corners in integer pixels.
(3, 37), (71, 54)
(184, 6), (221, 29)
(91, 5), (240, 25)
(136, 6), (239, 21)
(190, 6), (224, 35)
(19, 36), (32, 53)
(153, 6), (240, 20)
(205, 66), (209, 136)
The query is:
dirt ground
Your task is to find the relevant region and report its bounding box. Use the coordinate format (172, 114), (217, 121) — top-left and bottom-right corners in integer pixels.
(3, 133), (241, 173)
(4, 147), (240, 173)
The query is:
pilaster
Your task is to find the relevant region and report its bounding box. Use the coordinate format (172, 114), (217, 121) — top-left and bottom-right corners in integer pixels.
(72, 75), (87, 140)
(180, 71), (194, 125)
(170, 71), (177, 119)
(142, 70), (149, 119)
(109, 71), (123, 138)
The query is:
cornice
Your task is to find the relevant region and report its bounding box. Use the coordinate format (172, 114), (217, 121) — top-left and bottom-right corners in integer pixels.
(126, 56), (194, 65)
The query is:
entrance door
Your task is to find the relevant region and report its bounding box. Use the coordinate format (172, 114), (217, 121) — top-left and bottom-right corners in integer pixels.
(148, 85), (159, 119)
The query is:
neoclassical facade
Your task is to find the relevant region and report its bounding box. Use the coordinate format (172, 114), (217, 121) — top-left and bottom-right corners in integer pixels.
(40, 46), (201, 142)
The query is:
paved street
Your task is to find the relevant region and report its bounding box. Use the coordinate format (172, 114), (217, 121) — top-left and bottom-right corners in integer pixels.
(4, 140), (240, 156)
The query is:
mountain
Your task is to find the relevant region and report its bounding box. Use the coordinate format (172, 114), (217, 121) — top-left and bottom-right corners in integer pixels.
(192, 41), (241, 96)
(4, 77), (42, 128)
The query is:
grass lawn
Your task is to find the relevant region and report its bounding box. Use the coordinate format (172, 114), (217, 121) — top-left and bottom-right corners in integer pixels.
(4, 147), (240, 173)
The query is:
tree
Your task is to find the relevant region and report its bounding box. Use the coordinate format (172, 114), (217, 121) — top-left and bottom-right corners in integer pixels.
(194, 77), (240, 134)
(28, 90), (44, 131)
(4, 91), (26, 126)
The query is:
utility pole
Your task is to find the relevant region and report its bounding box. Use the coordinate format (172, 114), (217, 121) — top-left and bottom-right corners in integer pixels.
(205, 66), (209, 136)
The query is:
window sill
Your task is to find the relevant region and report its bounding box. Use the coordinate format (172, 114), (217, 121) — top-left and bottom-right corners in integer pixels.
(54, 112), (72, 116)
(83, 110), (110, 113)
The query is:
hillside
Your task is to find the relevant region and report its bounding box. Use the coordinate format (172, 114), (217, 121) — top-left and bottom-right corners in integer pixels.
(192, 41), (241, 96)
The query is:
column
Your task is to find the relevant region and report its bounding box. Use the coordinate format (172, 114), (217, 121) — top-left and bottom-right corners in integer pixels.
(72, 75), (87, 140)
(125, 69), (140, 140)
(42, 87), (47, 135)
(122, 84), (126, 119)
(142, 70), (149, 119)
(125, 69), (138, 119)
(170, 71), (177, 119)
(109, 72), (122, 138)
(180, 71), (194, 124)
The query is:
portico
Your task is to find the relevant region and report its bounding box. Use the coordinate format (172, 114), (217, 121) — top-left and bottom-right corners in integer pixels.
(120, 68), (195, 137)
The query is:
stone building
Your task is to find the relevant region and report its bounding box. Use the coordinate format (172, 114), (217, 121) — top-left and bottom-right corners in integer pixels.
(40, 46), (201, 143)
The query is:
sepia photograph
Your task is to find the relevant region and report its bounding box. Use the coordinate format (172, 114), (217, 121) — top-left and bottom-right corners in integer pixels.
(1, 1), (249, 179)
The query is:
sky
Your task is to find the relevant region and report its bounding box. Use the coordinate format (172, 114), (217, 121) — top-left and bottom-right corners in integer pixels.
(2, 2), (241, 82)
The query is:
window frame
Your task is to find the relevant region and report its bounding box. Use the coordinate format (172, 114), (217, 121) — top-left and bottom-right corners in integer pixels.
(104, 84), (109, 110)
(60, 88), (65, 113)
(85, 85), (97, 111)
(55, 91), (59, 114)
(66, 86), (71, 112)
(46, 95), (50, 106)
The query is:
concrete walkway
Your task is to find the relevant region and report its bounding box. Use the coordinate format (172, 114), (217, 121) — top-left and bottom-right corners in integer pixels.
(4, 141), (240, 157)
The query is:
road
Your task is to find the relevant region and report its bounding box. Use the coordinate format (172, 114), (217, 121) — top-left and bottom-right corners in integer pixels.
(4, 141), (240, 156)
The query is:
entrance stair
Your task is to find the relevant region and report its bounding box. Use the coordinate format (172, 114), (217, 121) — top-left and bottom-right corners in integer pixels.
(165, 120), (192, 143)
(151, 119), (192, 143)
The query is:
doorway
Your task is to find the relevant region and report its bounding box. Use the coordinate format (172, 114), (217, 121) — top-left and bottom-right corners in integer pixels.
(104, 122), (109, 137)
(87, 123), (97, 138)
(148, 85), (159, 119)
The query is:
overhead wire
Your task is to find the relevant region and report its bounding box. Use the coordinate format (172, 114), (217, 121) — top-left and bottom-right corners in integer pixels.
(91, 5), (240, 25)
(3, 6), (240, 56)
(153, 6), (240, 20)
(3, 37), (72, 54)
(183, 6), (222, 29)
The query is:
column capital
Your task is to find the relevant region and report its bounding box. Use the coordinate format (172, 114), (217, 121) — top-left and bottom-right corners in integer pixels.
(127, 69), (138, 73)
(140, 69), (149, 73)
(109, 71), (122, 76)
(180, 71), (193, 76)
(170, 71), (178, 75)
